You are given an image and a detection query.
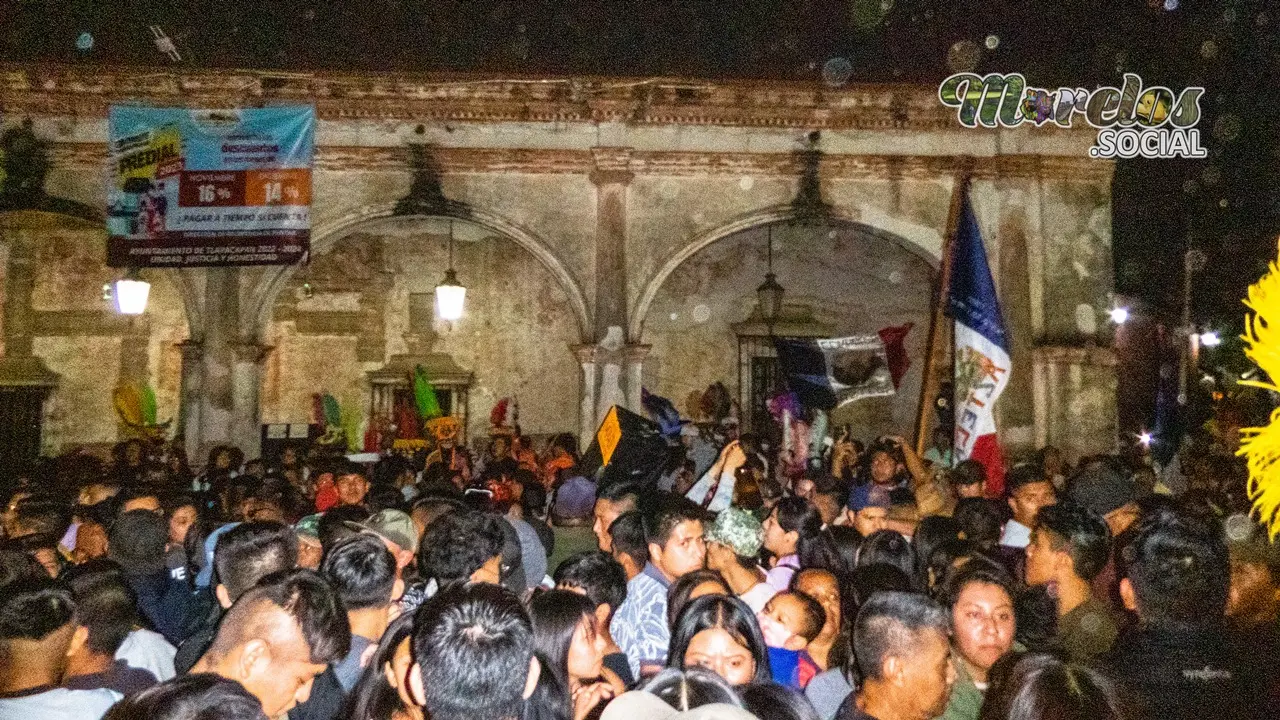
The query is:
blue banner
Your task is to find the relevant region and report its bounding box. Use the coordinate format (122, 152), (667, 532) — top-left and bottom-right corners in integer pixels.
(106, 105), (314, 267)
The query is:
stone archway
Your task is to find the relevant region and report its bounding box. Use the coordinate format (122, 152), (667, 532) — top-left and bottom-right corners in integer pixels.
(247, 203), (592, 344)
(635, 211), (938, 438)
(255, 209), (591, 442)
(629, 206), (941, 342)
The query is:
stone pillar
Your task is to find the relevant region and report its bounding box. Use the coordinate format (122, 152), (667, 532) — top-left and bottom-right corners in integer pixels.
(197, 268), (238, 459)
(624, 344), (651, 413)
(232, 341), (271, 458)
(573, 344), (599, 444)
(177, 340), (204, 463)
(589, 148), (633, 340)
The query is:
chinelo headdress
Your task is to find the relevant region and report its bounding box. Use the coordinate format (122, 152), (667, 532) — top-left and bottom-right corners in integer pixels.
(1237, 242), (1280, 538)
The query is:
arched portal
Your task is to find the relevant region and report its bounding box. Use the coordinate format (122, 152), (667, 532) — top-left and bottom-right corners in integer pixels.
(637, 215), (937, 439)
(256, 212), (588, 442)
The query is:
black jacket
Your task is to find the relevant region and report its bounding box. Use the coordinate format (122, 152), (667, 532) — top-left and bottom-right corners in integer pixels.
(125, 570), (199, 645)
(1101, 624), (1258, 720)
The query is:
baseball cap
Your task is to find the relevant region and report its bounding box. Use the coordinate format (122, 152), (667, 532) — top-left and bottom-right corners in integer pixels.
(1066, 461), (1137, 517)
(848, 483), (893, 512)
(348, 509), (417, 552)
(705, 507), (764, 557)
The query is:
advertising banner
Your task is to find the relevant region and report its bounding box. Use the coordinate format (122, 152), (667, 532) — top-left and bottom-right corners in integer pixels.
(106, 105), (314, 267)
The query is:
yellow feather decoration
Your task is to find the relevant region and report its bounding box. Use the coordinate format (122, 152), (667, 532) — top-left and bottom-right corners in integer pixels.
(1238, 250), (1280, 539)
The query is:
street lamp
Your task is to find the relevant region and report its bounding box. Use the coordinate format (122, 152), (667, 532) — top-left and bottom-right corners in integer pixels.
(1198, 330), (1221, 348)
(757, 225), (784, 324)
(1109, 306), (1130, 325)
(435, 218), (466, 322)
(112, 269), (151, 315)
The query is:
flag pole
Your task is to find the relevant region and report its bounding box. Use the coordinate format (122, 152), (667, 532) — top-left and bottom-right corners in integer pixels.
(914, 156), (974, 458)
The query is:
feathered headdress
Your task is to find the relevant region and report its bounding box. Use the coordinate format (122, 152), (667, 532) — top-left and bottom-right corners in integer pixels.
(312, 392), (347, 448)
(490, 397), (515, 436)
(1237, 246), (1280, 538)
(414, 365), (443, 421)
(113, 381), (171, 438)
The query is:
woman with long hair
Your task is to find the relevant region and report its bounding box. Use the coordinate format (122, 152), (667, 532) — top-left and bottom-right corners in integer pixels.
(666, 568), (730, 628)
(978, 653), (1129, 720)
(345, 612), (421, 720)
(668, 594), (771, 687)
(939, 560), (1019, 720)
(762, 497), (823, 591)
(529, 589), (624, 720)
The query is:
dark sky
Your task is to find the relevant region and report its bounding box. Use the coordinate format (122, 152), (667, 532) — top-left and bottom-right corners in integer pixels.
(4, 0), (1278, 326)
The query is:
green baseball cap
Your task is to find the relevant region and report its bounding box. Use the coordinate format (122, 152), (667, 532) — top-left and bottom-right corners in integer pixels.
(705, 507), (764, 557)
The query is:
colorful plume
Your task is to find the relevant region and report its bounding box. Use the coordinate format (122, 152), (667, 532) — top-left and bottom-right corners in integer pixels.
(491, 397), (511, 428)
(114, 382), (162, 427)
(414, 365), (443, 420)
(1238, 248), (1280, 538)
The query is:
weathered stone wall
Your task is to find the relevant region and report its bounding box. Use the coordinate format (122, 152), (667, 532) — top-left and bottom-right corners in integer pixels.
(0, 66), (1119, 464)
(642, 220), (934, 438)
(262, 219), (583, 441)
(2, 214), (189, 453)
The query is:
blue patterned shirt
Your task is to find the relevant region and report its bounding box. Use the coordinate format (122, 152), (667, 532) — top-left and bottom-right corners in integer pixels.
(612, 563), (671, 679)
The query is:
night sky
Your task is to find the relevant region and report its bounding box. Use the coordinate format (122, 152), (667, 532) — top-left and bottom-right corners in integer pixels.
(3, 0), (1279, 329)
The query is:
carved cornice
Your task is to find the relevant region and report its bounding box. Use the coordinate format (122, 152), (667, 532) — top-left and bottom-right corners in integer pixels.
(589, 147), (635, 186)
(46, 143), (1112, 182)
(2, 64), (969, 130)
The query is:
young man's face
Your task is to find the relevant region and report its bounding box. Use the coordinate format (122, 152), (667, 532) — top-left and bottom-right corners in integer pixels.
(652, 519), (706, 581)
(246, 647), (328, 717)
(592, 497), (633, 552)
(849, 506), (888, 537)
(336, 474), (370, 507)
(870, 451), (899, 484)
(1008, 481), (1056, 527)
(1023, 527), (1062, 587)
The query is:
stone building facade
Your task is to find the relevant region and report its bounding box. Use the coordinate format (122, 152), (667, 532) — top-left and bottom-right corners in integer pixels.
(0, 65), (1117, 465)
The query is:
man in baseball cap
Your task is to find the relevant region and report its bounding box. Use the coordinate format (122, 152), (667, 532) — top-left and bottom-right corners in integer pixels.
(704, 507), (775, 613)
(348, 509), (417, 571)
(845, 484), (892, 538)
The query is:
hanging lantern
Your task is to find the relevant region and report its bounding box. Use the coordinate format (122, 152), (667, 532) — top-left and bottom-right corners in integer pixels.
(435, 219), (466, 321)
(756, 225), (785, 322)
(113, 270), (151, 315)
(757, 273), (784, 322)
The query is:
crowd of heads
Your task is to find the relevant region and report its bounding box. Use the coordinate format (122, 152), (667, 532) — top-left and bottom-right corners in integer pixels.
(0, 421), (1277, 720)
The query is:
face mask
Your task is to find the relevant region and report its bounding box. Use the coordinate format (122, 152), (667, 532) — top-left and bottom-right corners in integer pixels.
(757, 611), (795, 648)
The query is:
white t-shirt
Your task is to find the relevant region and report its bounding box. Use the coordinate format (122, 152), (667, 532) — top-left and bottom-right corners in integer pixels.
(116, 627), (178, 681)
(0, 687), (121, 720)
(738, 582), (779, 614)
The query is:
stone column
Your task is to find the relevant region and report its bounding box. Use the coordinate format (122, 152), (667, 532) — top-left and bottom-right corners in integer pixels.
(573, 344), (599, 444)
(232, 341), (272, 458)
(624, 344), (651, 413)
(197, 268), (238, 459)
(589, 148), (634, 340)
(177, 340), (204, 463)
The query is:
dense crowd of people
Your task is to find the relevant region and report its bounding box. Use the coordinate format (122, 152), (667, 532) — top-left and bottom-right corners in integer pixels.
(0, 418), (1276, 720)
